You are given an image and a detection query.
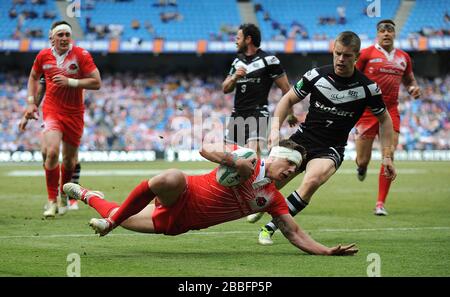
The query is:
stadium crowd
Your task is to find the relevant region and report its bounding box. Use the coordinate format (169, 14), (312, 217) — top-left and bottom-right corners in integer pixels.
(1, 72), (448, 152)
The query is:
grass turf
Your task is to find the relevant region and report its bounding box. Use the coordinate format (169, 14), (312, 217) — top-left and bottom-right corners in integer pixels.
(0, 160), (449, 276)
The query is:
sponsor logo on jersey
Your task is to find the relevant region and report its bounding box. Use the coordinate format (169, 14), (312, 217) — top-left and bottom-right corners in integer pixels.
(314, 101), (355, 117)
(331, 93), (345, 100)
(348, 90), (359, 98)
(315, 77), (365, 104)
(237, 77), (261, 84)
(295, 79), (304, 89)
(379, 67), (402, 75)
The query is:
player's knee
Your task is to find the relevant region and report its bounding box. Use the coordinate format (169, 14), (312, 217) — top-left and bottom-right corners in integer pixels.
(45, 147), (59, 162)
(302, 176), (322, 190)
(357, 156), (370, 167)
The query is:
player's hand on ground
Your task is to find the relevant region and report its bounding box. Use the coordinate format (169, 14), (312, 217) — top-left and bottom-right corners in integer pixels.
(233, 67), (247, 80)
(52, 74), (69, 87)
(18, 116), (29, 132)
(382, 158), (397, 181)
(328, 243), (358, 256)
(24, 104), (39, 120)
(408, 86), (421, 99)
(235, 158), (256, 182)
(286, 114), (298, 127)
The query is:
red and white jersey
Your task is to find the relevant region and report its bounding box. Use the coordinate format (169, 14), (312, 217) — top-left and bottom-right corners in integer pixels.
(32, 44), (97, 114)
(356, 44), (412, 108)
(182, 158), (289, 231)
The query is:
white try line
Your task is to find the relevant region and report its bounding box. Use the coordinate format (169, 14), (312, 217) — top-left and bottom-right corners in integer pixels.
(1, 226), (449, 240)
(6, 168), (427, 177)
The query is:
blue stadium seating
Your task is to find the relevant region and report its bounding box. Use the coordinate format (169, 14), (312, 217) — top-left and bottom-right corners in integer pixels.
(0, 0), (447, 42)
(255, 0), (400, 40)
(401, 0), (449, 38)
(80, 0), (241, 41)
(0, 0), (57, 39)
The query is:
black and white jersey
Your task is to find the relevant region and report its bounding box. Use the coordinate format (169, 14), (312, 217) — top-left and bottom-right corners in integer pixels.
(228, 49), (285, 112)
(292, 65), (386, 148)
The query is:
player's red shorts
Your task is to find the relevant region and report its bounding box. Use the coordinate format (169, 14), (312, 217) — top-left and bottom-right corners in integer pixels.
(151, 175), (195, 236)
(43, 111), (84, 147)
(355, 107), (400, 139)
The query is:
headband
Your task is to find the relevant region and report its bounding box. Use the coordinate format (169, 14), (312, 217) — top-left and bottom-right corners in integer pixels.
(269, 146), (302, 167)
(377, 23), (395, 31)
(52, 24), (72, 36)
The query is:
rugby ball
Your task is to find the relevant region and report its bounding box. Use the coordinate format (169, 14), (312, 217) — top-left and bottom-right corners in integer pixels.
(216, 147), (257, 187)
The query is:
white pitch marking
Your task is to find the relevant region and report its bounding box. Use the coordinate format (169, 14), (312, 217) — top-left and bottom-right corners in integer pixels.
(0, 226), (448, 239)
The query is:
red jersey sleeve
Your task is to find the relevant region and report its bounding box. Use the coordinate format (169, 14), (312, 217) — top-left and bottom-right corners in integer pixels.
(356, 47), (369, 72)
(79, 49), (97, 76)
(32, 51), (44, 75)
(265, 186), (289, 217)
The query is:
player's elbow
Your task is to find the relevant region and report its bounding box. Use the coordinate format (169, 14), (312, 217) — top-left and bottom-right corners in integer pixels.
(199, 148), (207, 158)
(91, 80), (101, 90)
(222, 85), (231, 94)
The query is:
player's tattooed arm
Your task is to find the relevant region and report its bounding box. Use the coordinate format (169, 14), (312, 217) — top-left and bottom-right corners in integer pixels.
(273, 214), (358, 256)
(219, 152), (236, 168)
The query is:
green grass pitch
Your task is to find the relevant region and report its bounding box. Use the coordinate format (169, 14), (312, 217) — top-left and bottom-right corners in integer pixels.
(0, 160), (449, 276)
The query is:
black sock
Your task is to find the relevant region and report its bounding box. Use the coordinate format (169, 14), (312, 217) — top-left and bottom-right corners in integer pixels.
(70, 163), (81, 185)
(286, 190), (309, 216)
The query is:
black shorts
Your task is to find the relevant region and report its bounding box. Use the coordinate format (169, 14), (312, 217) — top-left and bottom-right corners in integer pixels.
(289, 131), (345, 173)
(224, 108), (270, 146)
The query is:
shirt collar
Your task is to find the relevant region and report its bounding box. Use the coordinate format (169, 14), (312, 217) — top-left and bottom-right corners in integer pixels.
(51, 44), (73, 67)
(375, 43), (396, 61)
(252, 159), (272, 189)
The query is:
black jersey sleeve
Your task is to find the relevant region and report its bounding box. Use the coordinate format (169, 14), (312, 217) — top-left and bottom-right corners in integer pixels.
(292, 68), (319, 100)
(263, 55), (285, 79)
(366, 82), (386, 116)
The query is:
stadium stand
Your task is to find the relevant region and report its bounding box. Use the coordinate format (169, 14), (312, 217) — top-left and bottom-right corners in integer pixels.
(4, 72), (448, 152)
(1, 0), (57, 39)
(254, 0), (400, 40)
(401, 0), (450, 38)
(0, 0), (448, 156)
(80, 0), (241, 41)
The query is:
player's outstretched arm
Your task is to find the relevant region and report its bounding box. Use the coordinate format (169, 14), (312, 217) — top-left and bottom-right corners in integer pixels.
(273, 214), (358, 256)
